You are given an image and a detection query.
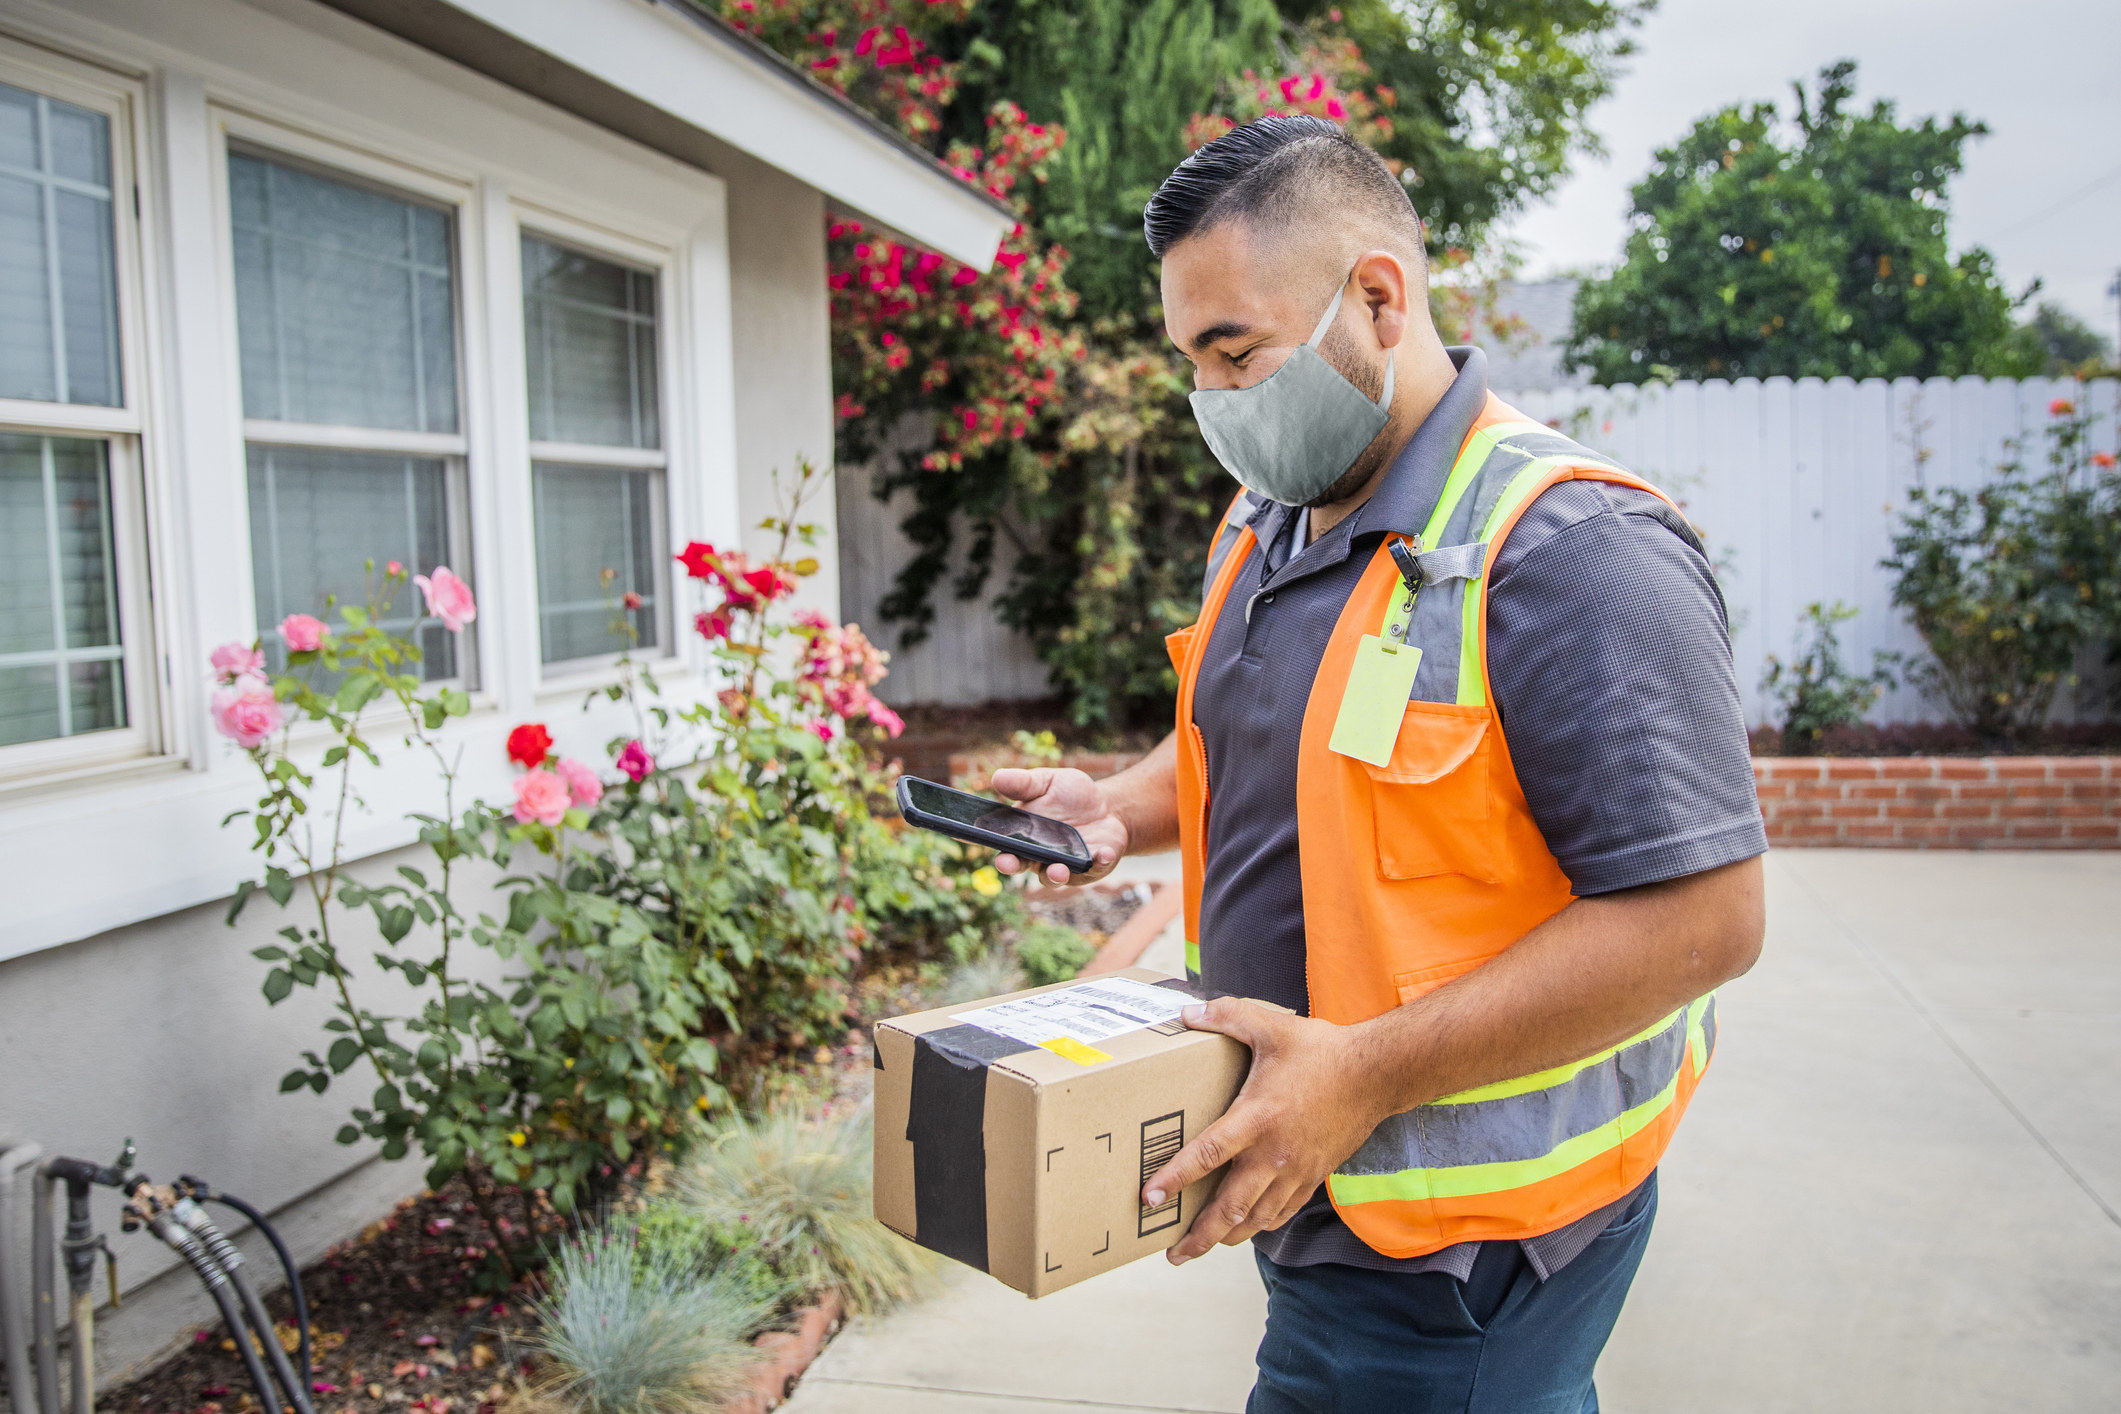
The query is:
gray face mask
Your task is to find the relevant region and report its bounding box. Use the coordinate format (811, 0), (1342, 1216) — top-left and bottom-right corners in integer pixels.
(1188, 275), (1396, 507)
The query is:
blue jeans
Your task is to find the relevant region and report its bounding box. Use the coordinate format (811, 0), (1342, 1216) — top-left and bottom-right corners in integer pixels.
(1247, 1173), (1657, 1414)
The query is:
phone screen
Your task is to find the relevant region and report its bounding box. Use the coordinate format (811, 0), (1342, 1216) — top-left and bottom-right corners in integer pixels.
(903, 778), (1085, 857)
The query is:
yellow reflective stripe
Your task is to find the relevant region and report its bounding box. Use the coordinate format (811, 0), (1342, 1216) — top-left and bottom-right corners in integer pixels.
(1420, 420), (1547, 547)
(1431, 1004), (1687, 1106)
(1185, 939), (1200, 975)
(1453, 454), (1628, 706)
(1328, 1064), (1685, 1206)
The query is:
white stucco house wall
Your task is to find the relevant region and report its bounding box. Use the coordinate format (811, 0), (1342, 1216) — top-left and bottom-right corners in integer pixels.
(0, 0), (1009, 1385)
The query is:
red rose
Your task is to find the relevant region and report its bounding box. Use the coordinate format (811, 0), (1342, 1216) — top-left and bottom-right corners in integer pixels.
(2050, 398), (2075, 417)
(675, 541), (720, 581)
(505, 723), (553, 769)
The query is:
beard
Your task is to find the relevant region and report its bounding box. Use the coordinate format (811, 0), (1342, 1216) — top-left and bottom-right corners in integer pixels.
(1303, 321), (1396, 509)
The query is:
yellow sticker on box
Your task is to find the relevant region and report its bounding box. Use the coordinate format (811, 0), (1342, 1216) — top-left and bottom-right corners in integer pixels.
(1037, 1037), (1113, 1066)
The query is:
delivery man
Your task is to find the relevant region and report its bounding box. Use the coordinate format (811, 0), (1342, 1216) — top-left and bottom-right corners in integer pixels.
(989, 115), (1767, 1412)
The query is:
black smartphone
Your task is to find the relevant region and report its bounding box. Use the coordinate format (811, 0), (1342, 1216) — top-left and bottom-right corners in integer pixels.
(895, 775), (1096, 874)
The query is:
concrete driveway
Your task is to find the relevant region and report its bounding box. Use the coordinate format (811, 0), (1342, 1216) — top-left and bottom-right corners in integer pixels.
(789, 849), (2121, 1413)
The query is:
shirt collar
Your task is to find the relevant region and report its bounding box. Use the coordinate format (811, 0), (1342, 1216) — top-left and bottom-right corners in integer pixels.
(1354, 345), (1488, 542)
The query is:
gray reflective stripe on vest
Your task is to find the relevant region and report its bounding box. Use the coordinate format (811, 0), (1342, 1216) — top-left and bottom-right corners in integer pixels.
(1200, 494), (1255, 607)
(1401, 428), (1622, 704)
(1337, 1002), (1696, 1175)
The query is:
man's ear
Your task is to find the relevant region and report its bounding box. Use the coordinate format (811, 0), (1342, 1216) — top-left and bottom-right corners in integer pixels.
(1353, 249), (1413, 351)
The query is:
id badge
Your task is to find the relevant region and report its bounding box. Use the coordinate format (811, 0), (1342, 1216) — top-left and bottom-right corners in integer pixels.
(1327, 634), (1421, 766)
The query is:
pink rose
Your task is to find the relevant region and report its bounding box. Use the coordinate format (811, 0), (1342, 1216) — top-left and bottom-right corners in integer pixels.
(511, 769), (569, 827)
(810, 721), (835, 742)
(211, 676), (284, 748)
(866, 699), (905, 738)
(554, 757), (603, 808)
(279, 614), (325, 653)
(413, 567), (477, 632)
(614, 740), (654, 782)
(210, 641), (264, 682)
(386, 560), (404, 577)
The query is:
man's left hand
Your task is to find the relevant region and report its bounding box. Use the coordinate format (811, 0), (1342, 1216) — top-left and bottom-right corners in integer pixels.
(1139, 997), (1388, 1264)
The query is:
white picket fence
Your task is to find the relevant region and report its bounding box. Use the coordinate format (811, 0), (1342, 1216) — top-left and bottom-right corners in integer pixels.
(838, 376), (2121, 724)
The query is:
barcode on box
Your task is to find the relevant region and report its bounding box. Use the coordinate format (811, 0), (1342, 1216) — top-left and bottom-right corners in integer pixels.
(1138, 1111), (1184, 1237)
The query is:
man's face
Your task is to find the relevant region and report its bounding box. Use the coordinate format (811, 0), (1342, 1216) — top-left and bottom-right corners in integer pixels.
(1161, 222), (1347, 393)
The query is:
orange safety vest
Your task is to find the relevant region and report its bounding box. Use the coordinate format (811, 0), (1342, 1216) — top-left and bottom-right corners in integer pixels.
(1166, 393), (1719, 1258)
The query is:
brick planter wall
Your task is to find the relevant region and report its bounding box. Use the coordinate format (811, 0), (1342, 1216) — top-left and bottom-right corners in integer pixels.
(1754, 756), (2121, 848)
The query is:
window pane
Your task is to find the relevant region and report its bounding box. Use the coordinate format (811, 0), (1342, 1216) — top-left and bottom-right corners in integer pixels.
(0, 81), (121, 407)
(246, 444), (462, 682)
(533, 462), (661, 664)
(522, 236), (659, 449)
(230, 152), (458, 433)
(0, 433), (126, 745)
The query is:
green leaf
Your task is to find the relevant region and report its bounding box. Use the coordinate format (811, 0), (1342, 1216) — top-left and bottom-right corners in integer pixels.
(506, 892), (539, 935)
(397, 865), (428, 889)
(377, 905), (415, 944)
(421, 697), (447, 731)
(251, 944), (287, 962)
(380, 1137), (408, 1161)
(322, 744), (347, 767)
(327, 1038), (361, 1073)
(226, 880), (257, 926)
(262, 968), (294, 1004)
(278, 1069), (309, 1093)
(264, 867), (294, 907)
(334, 1125), (360, 1145)
(334, 673), (383, 713)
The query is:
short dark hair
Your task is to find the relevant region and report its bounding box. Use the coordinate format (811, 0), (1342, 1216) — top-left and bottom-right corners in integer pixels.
(1143, 115), (1421, 260)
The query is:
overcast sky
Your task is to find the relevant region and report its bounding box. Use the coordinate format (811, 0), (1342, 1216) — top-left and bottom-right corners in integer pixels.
(1499, 0), (2121, 345)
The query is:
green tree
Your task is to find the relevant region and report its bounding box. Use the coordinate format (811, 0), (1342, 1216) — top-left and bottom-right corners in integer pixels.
(2025, 301), (2114, 376)
(1566, 61), (2041, 385)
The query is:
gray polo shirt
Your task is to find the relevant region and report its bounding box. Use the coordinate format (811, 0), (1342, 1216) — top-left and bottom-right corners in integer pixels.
(1191, 347), (1766, 1278)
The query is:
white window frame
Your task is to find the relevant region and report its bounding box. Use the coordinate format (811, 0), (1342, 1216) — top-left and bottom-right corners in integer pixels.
(210, 112), (482, 691)
(513, 203), (683, 686)
(0, 40), (165, 789)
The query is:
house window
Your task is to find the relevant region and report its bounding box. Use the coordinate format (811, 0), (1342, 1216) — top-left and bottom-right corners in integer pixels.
(0, 75), (146, 762)
(522, 234), (666, 667)
(230, 149), (470, 680)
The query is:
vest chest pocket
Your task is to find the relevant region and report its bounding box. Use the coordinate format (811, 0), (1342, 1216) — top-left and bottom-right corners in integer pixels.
(1361, 702), (1499, 883)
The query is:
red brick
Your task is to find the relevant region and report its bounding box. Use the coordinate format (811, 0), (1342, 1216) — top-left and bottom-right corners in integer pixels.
(1842, 823), (1898, 840)
(1779, 802), (1827, 820)
(1955, 784), (2008, 801)
(1849, 783), (1901, 800)
(2065, 822), (2120, 842)
(1793, 782), (1845, 800)
(1879, 758), (1938, 780)
(2066, 781), (2120, 800)
(1826, 760), (1881, 781)
(1940, 803), (1995, 819)
(1993, 759), (2051, 780)
(1898, 822), (1954, 843)
(1938, 760), (1992, 780)
(1903, 783), (1955, 803)
(1886, 803), (1943, 820)
(2054, 802), (2112, 819)
(2002, 801), (2057, 819)
(2051, 760), (2109, 780)
(2007, 782), (2067, 800)
(1954, 822), (2008, 841)
(1753, 779), (1792, 800)
(1784, 826), (1844, 845)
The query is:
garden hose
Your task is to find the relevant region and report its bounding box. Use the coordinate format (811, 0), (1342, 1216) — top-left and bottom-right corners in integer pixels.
(171, 1198), (317, 1414)
(129, 1197), (281, 1414)
(180, 1178), (313, 1386)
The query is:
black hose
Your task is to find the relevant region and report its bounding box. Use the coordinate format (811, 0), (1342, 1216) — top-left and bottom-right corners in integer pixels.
(191, 1187), (312, 1386)
(156, 1219), (281, 1414)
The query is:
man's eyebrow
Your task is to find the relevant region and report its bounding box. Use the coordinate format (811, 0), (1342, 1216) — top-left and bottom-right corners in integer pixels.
(1187, 320), (1257, 355)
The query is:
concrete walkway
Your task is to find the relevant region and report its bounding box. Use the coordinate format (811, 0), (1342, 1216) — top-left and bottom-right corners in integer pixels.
(792, 850), (2121, 1412)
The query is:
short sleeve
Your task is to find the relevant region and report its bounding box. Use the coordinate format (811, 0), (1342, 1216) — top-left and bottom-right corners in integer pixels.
(1484, 481), (1766, 895)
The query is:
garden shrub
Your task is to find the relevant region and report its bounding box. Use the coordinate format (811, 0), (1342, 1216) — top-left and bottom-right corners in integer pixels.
(1015, 919), (1096, 986)
(938, 949), (1026, 1005)
(527, 1226), (771, 1414)
(1759, 602), (1895, 755)
(1884, 398), (2121, 740)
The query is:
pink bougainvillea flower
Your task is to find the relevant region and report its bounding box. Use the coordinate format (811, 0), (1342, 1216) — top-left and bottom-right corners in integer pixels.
(279, 613), (325, 653)
(211, 676), (284, 749)
(511, 769), (569, 827)
(210, 641), (264, 682)
(866, 699), (906, 738)
(554, 757), (603, 809)
(614, 740), (654, 782)
(413, 567), (476, 632)
(505, 722), (553, 769)
(2050, 398), (2075, 416)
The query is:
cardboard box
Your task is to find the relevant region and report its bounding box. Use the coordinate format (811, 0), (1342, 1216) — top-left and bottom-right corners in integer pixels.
(872, 967), (1253, 1297)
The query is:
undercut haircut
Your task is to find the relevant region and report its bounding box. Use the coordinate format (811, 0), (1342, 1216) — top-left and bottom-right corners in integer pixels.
(1143, 115), (1423, 263)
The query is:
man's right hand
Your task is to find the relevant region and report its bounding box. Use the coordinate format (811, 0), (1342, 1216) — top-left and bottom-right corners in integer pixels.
(988, 767), (1129, 887)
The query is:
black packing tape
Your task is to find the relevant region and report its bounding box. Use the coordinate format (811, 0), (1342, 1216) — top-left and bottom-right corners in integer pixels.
(906, 1024), (1034, 1271)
